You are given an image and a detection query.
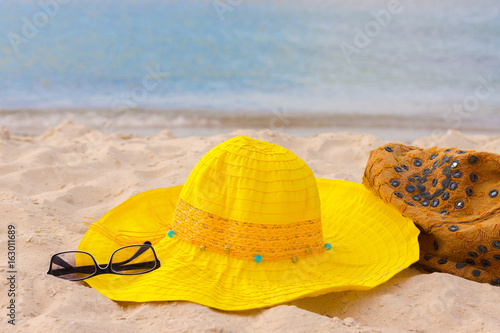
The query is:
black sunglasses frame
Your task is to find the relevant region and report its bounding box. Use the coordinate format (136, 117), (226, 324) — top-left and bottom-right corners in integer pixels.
(47, 241), (161, 281)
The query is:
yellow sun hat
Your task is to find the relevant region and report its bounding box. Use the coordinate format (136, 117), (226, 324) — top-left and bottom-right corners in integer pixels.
(77, 136), (420, 310)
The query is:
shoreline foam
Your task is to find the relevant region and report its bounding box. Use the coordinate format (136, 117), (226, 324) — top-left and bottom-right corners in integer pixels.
(1, 108), (499, 142)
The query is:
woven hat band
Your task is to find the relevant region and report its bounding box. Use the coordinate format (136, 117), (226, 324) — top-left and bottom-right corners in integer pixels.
(170, 199), (325, 262)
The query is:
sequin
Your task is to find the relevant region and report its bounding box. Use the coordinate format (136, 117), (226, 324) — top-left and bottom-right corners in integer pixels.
(465, 258), (475, 265)
(439, 210), (447, 215)
(394, 166), (403, 173)
(254, 255), (263, 263)
(412, 194), (422, 201)
(394, 191), (403, 198)
(413, 159), (423, 167)
(455, 200), (464, 209)
(413, 174), (422, 181)
(489, 189), (498, 198)
(167, 230), (175, 238)
(432, 161), (439, 168)
(431, 198), (440, 207)
(390, 179), (400, 187)
(421, 200), (430, 207)
(437, 258), (447, 265)
(472, 270), (481, 277)
(450, 160), (459, 168)
(405, 201), (414, 206)
(468, 156), (478, 164)
(449, 182), (458, 191)
(199, 245), (206, 251)
(457, 150), (466, 154)
(432, 178), (438, 186)
(441, 192), (450, 200)
(494, 255), (500, 261)
(468, 252), (478, 258)
(429, 153), (438, 160)
(444, 149), (453, 152)
(481, 259), (491, 267)
(478, 245), (487, 253)
(324, 243), (332, 251)
(433, 240), (439, 250)
(452, 170), (462, 178)
(225, 246), (231, 253)
(466, 187), (474, 196)
(401, 164), (408, 170)
(422, 168), (431, 175)
(448, 225), (458, 232)
(492, 241), (500, 249)
(305, 247), (311, 253)
(456, 263), (467, 269)
(406, 185), (416, 193)
(470, 173), (478, 182)
(384, 146), (394, 152)
(292, 257), (298, 263)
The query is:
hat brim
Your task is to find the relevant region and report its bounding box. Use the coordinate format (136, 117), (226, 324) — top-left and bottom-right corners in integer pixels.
(77, 179), (419, 311)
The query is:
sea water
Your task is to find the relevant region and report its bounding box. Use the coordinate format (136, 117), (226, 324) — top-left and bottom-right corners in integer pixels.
(0, 0), (499, 137)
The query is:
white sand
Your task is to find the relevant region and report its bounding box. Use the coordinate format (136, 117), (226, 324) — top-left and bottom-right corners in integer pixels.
(1, 121), (500, 332)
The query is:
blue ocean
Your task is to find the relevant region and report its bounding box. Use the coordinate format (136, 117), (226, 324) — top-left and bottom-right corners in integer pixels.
(0, 0), (499, 137)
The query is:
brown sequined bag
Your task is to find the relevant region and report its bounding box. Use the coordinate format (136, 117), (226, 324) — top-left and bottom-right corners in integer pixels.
(363, 143), (500, 285)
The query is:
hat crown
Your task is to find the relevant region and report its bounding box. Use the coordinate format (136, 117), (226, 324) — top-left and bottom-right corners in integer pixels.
(180, 136), (321, 224)
(171, 136), (324, 262)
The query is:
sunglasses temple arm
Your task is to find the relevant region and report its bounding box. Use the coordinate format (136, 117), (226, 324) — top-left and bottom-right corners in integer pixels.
(111, 261), (158, 272)
(112, 241), (153, 266)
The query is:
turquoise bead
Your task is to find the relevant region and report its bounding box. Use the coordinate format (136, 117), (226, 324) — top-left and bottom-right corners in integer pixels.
(254, 255), (262, 263)
(324, 243), (332, 251)
(167, 230), (175, 238)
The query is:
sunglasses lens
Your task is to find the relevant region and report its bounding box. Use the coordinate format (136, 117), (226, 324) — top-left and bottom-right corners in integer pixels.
(110, 245), (157, 275)
(50, 252), (96, 280)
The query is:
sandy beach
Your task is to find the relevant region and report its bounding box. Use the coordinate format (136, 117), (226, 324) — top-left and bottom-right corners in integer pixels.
(1, 121), (499, 332)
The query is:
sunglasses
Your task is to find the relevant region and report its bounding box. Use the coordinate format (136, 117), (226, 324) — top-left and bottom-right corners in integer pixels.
(47, 241), (161, 281)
